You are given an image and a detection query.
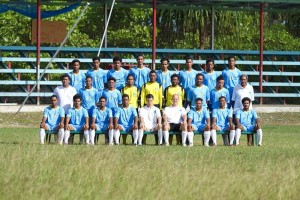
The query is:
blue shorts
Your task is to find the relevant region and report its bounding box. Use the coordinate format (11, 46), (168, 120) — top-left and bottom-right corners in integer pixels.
(45, 123), (59, 132)
(119, 124), (132, 132)
(192, 124), (206, 132)
(69, 124), (84, 131)
(216, 124), (230, 132)
(96, 124), (109, 132)
(242, 125), (255, 132)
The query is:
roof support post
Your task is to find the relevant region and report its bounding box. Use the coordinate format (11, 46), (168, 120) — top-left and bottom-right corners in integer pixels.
(152, 0), (157, 70)
(36, 0), (41, 105)
(210, 6), (215, 50)
(259, 3), (264, 105)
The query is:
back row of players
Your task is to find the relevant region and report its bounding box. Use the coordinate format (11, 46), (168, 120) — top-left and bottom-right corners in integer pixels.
(39, 55), (262, 146)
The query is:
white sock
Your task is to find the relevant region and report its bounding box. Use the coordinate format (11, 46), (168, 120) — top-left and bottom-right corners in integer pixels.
(58, 128), (64, 145)
(158, 129), (163, 145)
(114, 129), (120, 145)
(90, 129), (95, 145)
(132, 129), (138, 145)
(138, 129), (144, 145)
(39, 128), (45, 144)
(257, 129), (263, 146)
(108, 129), (114, 145)
(187, 132), (194, 145)
(211, 129), (217, 145)
(204, 131), (211, 146)
(235, 128), (241, 145)
(64, 130), (70, 144)
(163, 131), (169, 145)
(181, 131), (187, 146)
(84, 130), (90, 144)
(229, 130), (235, 145)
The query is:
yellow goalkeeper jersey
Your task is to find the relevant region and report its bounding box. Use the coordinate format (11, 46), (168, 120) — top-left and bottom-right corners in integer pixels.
(164, 85), (185, 107)
(120, 86), (139, 108)
(140, 82), (163, 109)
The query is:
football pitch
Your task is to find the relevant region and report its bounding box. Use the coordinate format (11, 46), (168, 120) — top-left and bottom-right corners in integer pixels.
(0, 113), (300, 199)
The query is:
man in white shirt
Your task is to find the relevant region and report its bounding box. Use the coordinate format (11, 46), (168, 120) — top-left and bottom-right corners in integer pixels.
(232, 74), (255, 115)
(53, 74), (77, 114)
(138, 94), (162, 145)
(162, 94), (187, 146)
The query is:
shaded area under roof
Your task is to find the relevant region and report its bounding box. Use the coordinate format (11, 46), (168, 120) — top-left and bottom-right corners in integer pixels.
(1, 0), (300, 12)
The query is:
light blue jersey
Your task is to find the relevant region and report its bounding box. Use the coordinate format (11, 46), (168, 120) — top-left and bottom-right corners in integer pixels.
(212, 108), (232, 127)
(92, 107), (112, 127)
(67, 71), (86, 92)
(115, 106), (137, 127)
(79, 87), (100, 116)
(188, 108), (210, 126)
(236, 109), (258, 127)
(101, 89), (122, 111)
(86, 68), (107, 91)
(202, 71), (220, 91)
(157, 70), (173, 91)
(129, 66), (150, 90)
(107, 68), (129, 90)
(43, 106), (65, 127)
(67, 107), (89, 126)
(187, 85), (210, 109)
(222, 68), (242, 96)
(179, 69), (199, 90)
(210, 87), (230, 109)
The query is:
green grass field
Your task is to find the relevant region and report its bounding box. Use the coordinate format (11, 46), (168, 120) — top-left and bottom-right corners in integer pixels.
(0, 113), (300, 199)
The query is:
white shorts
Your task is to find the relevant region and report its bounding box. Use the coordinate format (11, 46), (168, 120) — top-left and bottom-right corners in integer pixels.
(144, 124), (157, 131)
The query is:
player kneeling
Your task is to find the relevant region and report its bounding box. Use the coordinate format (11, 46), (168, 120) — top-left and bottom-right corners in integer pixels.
(162, 94), (187, 146)
(65, 94), (89, 144)
(187, 98), (210, 147)
(139, 94), (162, 145)
(235, 97), (263, 146)
(39, 95), (65, 144)
(113, 94), (138, 145)
(89, 97), (114, 145)
(211, 96), (235, 146)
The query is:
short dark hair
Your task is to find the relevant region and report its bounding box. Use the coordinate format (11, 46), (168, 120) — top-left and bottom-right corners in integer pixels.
(219, 96), (226, 101)
(195, 98), (203, 102)
(99, 96), (106, 101)
(242, 97), (251, 104)
(185, 56), (193, 62)
(171, 73), (179, 80)
(137, 54), (144, 59)
(113, 56), (122, 63)
(150, 70), (157, 75)
(196, 73), (204, 79)
(108, 77), (116, 82)
(146, 94), (154, 99)
(73, 94), (81, 101)
(86, 76), (92, 80)
(216, 75), (224, 82)
(228, 56), (235, 61)
(61, 74), (70, 80)
(50, 95), (58, 99)
(127, 74), (134, 80)
(72, 59), (80, 65)
(160, 57), (170, 64)
(122, 94), (129, 99)
(92, 56), (100, 62)
(206, 58), (214, 65)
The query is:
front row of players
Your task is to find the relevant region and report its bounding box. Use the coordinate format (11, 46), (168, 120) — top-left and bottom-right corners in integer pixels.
(39, 94), (263, 146)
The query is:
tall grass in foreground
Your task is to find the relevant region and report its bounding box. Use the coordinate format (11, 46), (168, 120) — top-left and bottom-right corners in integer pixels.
(0, 126), (299, 200)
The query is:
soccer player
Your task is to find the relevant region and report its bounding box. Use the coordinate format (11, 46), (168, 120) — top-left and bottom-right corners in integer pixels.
(120, 74), (139, 109)
(210, 75), (230, 110)
(39, 95), (65, 144)
(89, 97), (114, 145)
(157, 57), (173, 91)
(164, 74), (185, 107)
(68, 59), (86, 92)
(187, 73), (210, 110)
(178, 57), (198, 91)
(86, 56), (107, 92)
(139, 94), (162, 145)
(163, 94), (187, 146)
(140, 70), (163, 109)
(129, 54), (150, 90)
(64, 94), (89, 145)
(222, 56), (242, 107)
(235, 97), (263, 146)
(107, 56), (129, 90)
(232, 74), (255, 115)
(211, 96), (235, 146)
(113, 94), (138, 145)
(202, 58), (220, 92)
(53, 74), (77, 114)
(187, 98), (211, 147)
(101, 77), (122, 115)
